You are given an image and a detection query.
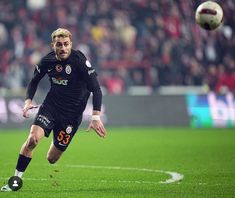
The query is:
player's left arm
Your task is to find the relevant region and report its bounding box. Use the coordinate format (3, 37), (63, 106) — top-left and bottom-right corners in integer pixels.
(82, 59), (106, 138)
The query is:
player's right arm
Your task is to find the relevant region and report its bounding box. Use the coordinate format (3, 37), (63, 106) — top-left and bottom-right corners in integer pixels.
(23, 62), (47, 118)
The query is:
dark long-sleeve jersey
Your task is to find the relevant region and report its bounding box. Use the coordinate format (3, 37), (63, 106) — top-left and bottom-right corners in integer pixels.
(26, 49), (102, 121)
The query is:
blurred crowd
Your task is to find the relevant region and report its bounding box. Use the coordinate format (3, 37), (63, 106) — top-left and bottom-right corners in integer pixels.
(0, 0), (235, 94)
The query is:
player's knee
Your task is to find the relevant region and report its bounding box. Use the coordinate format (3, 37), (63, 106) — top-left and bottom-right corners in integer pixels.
(47, 156), (59, 164)
(27, 134), (38, 150)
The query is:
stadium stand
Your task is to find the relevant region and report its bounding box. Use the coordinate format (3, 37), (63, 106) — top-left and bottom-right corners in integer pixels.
(0, 0), (235, 94)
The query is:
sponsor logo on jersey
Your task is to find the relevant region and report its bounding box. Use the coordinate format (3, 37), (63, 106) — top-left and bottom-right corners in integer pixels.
(56, 64), (63, 72)
(66, 125), (73, 134)
(88, 69), (95, 75)
(85, 60), (92, 68)
(65, 65), (72, 74)
(52, 77), (68, 85)
(37, 114), (50, 126)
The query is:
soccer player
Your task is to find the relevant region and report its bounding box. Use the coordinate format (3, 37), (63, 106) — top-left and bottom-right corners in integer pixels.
(1, 28), (106, 191)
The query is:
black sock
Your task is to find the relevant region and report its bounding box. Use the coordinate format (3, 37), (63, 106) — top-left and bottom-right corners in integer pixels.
(16, 154), (32, 172)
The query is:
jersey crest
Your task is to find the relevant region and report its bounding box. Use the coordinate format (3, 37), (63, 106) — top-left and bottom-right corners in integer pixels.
(65, 64), (72, 74)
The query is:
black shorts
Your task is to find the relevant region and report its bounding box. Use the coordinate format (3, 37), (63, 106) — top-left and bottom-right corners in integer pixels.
(33, 104), (82, 151)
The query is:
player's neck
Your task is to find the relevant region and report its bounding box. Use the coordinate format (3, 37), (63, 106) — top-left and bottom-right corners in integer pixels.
(55, 55), (67, 61)
(55, 55), (62, 61)
(55, 52), (71, 61)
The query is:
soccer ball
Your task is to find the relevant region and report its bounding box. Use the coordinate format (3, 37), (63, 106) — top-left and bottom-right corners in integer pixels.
(195, 1), (223, 31)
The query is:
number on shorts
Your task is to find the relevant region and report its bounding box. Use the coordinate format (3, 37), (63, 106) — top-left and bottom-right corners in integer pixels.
(57, 131), (71, 145)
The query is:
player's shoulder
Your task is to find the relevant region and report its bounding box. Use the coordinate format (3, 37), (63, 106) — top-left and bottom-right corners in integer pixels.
(35, 51), (55, 70)
(40, 51), (56, 63)
(71, 49), (87, 62)
(71, 49), (94, 69)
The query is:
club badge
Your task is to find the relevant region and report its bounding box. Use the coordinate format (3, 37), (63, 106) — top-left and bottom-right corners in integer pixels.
(66, 126), (73, 134)
(65, 65), (72, 74)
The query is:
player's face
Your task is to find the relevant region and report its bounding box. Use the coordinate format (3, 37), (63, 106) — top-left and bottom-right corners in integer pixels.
(52, 37), (72, 60)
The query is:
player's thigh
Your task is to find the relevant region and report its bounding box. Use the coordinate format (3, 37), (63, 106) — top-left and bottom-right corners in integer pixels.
(21, 125), (45, 154)
(29, 125), (45, 140)
(24, 125), (45, 149)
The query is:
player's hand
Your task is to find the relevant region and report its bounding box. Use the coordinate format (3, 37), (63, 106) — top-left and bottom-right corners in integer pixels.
(86, 120), (106, 138)
(22, 99), (38, 118)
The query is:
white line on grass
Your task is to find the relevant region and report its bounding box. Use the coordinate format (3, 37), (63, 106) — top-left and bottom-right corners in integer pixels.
(0, 164), (184, 185)
(63, 164), (184, 184)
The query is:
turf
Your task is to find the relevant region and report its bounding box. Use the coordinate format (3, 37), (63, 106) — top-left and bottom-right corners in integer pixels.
(0, 127), (234, 198)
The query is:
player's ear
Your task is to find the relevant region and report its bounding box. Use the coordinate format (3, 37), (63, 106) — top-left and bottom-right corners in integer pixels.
(70, 42), (73, 48)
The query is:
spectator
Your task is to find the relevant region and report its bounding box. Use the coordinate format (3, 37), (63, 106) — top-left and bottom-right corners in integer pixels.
(0, 0), (234, 94)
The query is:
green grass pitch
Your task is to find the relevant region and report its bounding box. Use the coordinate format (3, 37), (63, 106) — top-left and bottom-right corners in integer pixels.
(0, 127), (235, 198)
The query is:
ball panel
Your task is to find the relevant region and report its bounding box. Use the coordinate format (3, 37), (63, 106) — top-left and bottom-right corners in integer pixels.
(195, 1), (223, 31)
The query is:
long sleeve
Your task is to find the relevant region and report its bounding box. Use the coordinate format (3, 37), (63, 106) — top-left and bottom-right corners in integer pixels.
(25, 64), (46, 100)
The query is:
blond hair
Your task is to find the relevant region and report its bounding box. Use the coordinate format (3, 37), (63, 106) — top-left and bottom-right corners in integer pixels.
(51, 28), (72, 41)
